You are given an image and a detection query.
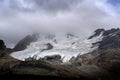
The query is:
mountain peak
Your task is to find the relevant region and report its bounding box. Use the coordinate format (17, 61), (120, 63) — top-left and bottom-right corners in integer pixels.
(102, 28), (120, 36)
(88, 28), (120, 39)
(91, 28), (120, 50)
(88, 28), (105, 39)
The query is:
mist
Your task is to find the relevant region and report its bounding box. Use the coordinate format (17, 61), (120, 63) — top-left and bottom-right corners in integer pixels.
(0, 0), (120, 48)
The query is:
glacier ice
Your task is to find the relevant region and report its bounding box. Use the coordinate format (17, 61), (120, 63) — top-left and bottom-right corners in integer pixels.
(11, 33), (103, 62)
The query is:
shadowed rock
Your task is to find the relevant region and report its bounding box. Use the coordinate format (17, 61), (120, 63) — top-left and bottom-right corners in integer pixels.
(88, 29), (105, 39)
(0, 40), (6, 51)
(41, 43), (53, 52)
(13, 34), (39, 51)
(42, 55), (62, 63)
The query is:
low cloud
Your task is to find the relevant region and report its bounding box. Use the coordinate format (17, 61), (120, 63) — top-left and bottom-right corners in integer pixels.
(0, 0), (120, 48)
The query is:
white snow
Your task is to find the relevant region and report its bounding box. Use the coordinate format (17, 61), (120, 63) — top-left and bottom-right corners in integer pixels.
(10, 33), (103, 62)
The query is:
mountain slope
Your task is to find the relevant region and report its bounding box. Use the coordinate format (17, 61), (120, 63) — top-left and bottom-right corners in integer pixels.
(1, 28), (120, 80)
(11, 32), (103, 62)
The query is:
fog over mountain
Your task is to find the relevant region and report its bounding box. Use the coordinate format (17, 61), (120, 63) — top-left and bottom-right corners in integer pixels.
(0, 0), (120, 48)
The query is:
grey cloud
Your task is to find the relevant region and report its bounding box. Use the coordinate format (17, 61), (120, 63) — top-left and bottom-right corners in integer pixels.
(0, 0), (120, 48)
(0, 0), (82, 13)
(32, 0), (82, 12)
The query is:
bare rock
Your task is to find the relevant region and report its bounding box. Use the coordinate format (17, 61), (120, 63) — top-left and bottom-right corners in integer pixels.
(13, 34), (39, 51)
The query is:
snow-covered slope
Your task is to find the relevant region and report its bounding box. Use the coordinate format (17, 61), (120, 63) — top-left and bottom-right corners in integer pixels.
(11, 33), (103, 62)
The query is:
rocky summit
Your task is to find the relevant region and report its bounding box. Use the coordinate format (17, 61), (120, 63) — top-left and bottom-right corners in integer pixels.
(0, 28), (120, 80)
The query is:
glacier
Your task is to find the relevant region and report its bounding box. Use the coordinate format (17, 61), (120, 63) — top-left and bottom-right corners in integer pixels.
(10, 33), (103, 62)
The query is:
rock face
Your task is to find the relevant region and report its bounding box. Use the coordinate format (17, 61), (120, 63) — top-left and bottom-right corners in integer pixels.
(42, 55), (62, 63)
(88, 29), (105, 39)
(13, 34), (39, 51)
(89, 28), (120, 50)
(69, 53), (94, 67)
(41, 43), (53, 52)
(0, 40), (7, 57)
(97, 28), (120, 50)
(0, 40), (6, 51)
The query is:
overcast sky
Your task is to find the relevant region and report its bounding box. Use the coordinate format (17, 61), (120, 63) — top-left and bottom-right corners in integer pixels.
(0, 0), (120, 48)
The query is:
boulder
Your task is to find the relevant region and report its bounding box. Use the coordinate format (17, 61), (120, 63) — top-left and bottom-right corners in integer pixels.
(41, 43), (53, 52)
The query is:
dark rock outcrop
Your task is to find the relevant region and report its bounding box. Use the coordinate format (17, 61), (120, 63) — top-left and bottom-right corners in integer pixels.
(69, 54), (94, 67)
(41, 43), (53, 52)
(42, 55), (62, 63)
(0, 40), (6, 51)
(13, 34), (39, 51)
(93, 29), (120, 50)
(0, 40), (7, 57)
(88, 29), (105, 39)
(102, 28), (120, 36)
(91, 28), (120, 50)
(89, 28), (120, 39)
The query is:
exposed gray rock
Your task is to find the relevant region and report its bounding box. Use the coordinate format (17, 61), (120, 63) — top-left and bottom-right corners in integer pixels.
(88, 29), (105, 39)
(13, 34), (39, 51)
(91, 28), (120, 50)
(41, 43), (53, 52)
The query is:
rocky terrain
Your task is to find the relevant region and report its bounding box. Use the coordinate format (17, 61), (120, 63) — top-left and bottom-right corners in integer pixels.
(0, 28), (120, 80)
